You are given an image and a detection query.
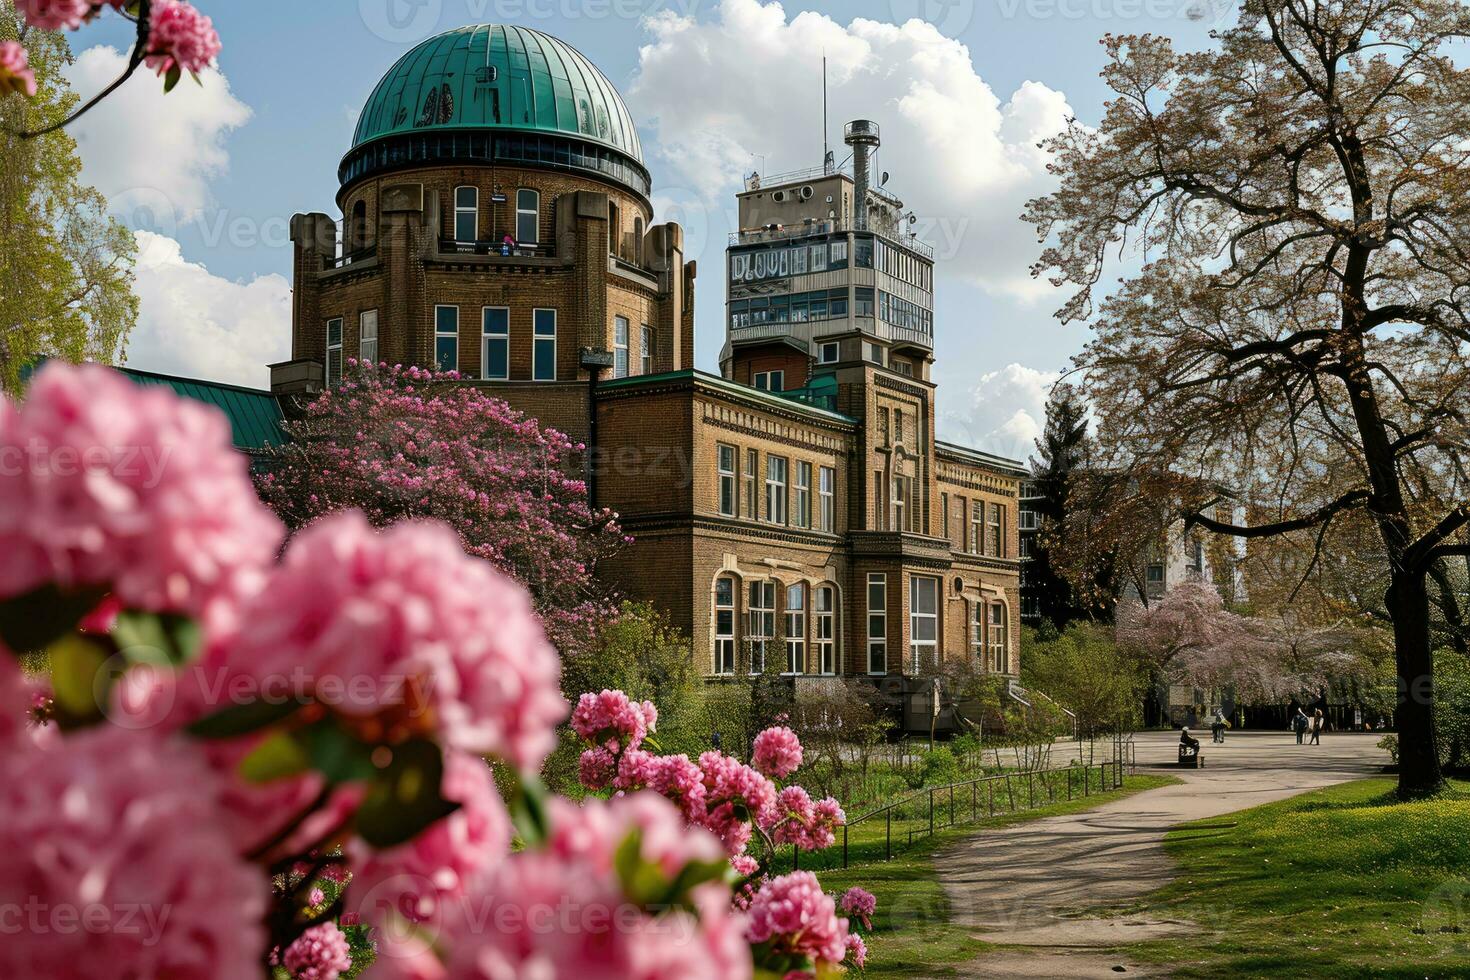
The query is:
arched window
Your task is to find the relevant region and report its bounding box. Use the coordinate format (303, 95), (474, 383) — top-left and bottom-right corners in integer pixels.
(349, 200), (368, 251)
(454, 186), (478, 242)
(713, 576), (736, 676)
(815, 585), (837, 675)
(785, 583), (806, 675)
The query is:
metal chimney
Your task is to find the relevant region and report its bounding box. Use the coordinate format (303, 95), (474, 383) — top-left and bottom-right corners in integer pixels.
(844, 119), (880, 231)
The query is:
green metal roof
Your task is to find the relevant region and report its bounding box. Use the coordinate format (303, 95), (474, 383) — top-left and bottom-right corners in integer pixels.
(121, 368), (285, 453)
(352, 25), (642, 163)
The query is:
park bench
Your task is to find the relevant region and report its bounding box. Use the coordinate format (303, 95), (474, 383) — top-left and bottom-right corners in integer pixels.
(1178, 745), (1204, 768)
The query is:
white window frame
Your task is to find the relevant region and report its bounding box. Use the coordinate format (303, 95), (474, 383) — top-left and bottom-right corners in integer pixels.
(909, 576), (939, 674)
(815, 585), (837, 675)
(1019, 508), (1039, 531)
(818, 466), (835, 533)
(613, 315), (630, 379)
(481, 306), (509, 381)
(795, 461), (812, 529)
(748, 580), (776, 674)
(714, 576), (736, 675)
(971, 601), (985, 662)
(640, 324), (653, 375)
(765, 455), (788, 526)
(326, 317), (343, 387)
(532, 308), (556, 381)
(785, 583), (806, 675)
(819, 341), (839, 364)
(989, 503), (1005, 557)
(754, 370), (784, 392)
(866, 574), (887, 676)
(989, 602), (1008, 674)
(434, 305), (458, 373)
(453, 185), (478, 243)
(516, 188), (540, 244)
(358, 310), (378, 366)
(717, 444), (737, 517)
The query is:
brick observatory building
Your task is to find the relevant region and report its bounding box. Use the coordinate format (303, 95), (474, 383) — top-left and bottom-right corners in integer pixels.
(274, 24), (1026, 717)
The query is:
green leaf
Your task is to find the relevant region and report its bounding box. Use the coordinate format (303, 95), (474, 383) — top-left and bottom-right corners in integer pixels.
(238, 729), (311, 783)
(355, 739), (460, 848)
(47, 634), (110, 727)
(113, 610), (201, 667)
(507, 769), (551, 848)
(0, 584), (107, 654)
(163, 65), (182, 93)
(298, 720), (379, 785)
(186, 696), (304, 739)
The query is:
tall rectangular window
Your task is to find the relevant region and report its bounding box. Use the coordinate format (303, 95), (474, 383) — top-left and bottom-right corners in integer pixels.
(717, 444), (737, 517)
(326, 317), (343, 387)
(516, 188), (540, 244)
(745, 449), (759, 520)
(532, 309), (556, 380)
(434, 306), (458, 373)
(893, 475), (909, 534)
(815, 586), (836, 675)
(971, 601), (985, 662)
(454, 186), (478, 242)
(818, 466), (835, 533)
(748, 581), (775, 673)
(989, 503), (1005, 557)
(765, 456), (788, 525)
(970, 502), (984, 555)
(989, 603), (1008, 673)
(909, 576), (939, 673)
(794, 462), (812, 529)
(358, 310), (378, 365)
(613, 316), (630, 378)
(785, 584), (805, 675)
(866, 574), (887, 675)
(714, 577), (736, 675)
(640, 325), (653, 375)
(481, 307), (509, 380)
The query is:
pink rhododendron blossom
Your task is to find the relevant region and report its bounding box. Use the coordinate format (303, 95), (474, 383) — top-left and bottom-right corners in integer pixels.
(839, 886), (876, 930)
(0, 728), (267, 979)
(751, 725), (803, 778)
(579, 745), (617, 790)
(571, 689), (657, 752)
(14, 0), (95, 30)
(219, 511), (565, 766)
(282, 921), (352, 980)
(144, 0), (221, 76)
(695, 751), (778, 856)
(0, 362), (283, 624)
(347, 751), (509, 925)
(368, 792), (749, 980)
(846, 932), (868, 969)
(307, 887), (326, 907)
(0, 40), (36, 97)
(745, 871), (849, 967)
(759, 787), (844, 851)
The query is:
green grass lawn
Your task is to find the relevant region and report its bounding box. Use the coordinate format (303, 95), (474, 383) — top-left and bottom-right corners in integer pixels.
(1125, 778), (1470, 979)
(815, 773), (1180, 977)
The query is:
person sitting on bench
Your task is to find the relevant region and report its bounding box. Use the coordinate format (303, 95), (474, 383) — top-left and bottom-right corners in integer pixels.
(1178, 726), (1202, 766)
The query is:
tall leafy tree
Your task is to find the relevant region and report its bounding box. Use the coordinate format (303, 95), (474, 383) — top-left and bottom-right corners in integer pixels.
(1027, 0), (1470, 795)
(0, 9), (136, 393)
(1028, 383), (1097, 627)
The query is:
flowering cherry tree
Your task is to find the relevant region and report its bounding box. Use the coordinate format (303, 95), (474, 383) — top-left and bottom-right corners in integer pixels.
(0, 363), (878, 978)
(2, 0), (221, 138)
(256, 362), (627, 656)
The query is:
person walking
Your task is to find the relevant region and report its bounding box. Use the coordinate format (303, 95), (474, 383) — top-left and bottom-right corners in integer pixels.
(1210, 708), (1228, 744)
(1309, 709), (1324, 745)
(1293, 707), (1310, 744)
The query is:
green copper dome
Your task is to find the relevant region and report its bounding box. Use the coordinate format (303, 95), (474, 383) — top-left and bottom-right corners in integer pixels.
(351, 25), (642, 163)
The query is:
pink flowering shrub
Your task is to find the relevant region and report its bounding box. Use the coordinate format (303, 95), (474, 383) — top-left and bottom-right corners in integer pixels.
(571, 688), (658, 751)
(751, 724), (803, 778)
(0, 40), (36, 97)
(282, 921), (353, 980)
(0, 728), (267, 980)
(256, 362), (627, 656)
(144, 0), (220, 76)
(0, 362), (282, 625)
(840, 885), (877, 930)
(14, 0), (98, 31)
(745, 871), (850, 971)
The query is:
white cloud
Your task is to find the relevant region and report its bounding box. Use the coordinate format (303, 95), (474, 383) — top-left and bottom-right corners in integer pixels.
(125, 231), (290, 390)
(630, 0), (1073, 298)
(941, 362), (1060, 462)
(64, 46), (252, 225)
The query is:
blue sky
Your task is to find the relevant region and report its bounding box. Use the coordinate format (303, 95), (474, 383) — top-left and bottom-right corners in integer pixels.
(63, 0), (1225, 459)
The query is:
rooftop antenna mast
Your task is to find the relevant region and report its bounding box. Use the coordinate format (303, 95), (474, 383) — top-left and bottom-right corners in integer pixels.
(822, 54), (829, 173)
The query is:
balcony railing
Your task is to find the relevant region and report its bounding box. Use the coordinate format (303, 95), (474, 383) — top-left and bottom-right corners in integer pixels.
(437, 239), (553, 258)
(323, 246), (376, 270)
(728, 222), (934, 260)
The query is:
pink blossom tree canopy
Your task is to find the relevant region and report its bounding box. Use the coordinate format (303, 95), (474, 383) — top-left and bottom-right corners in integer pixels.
(256, 362), (626, 655)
